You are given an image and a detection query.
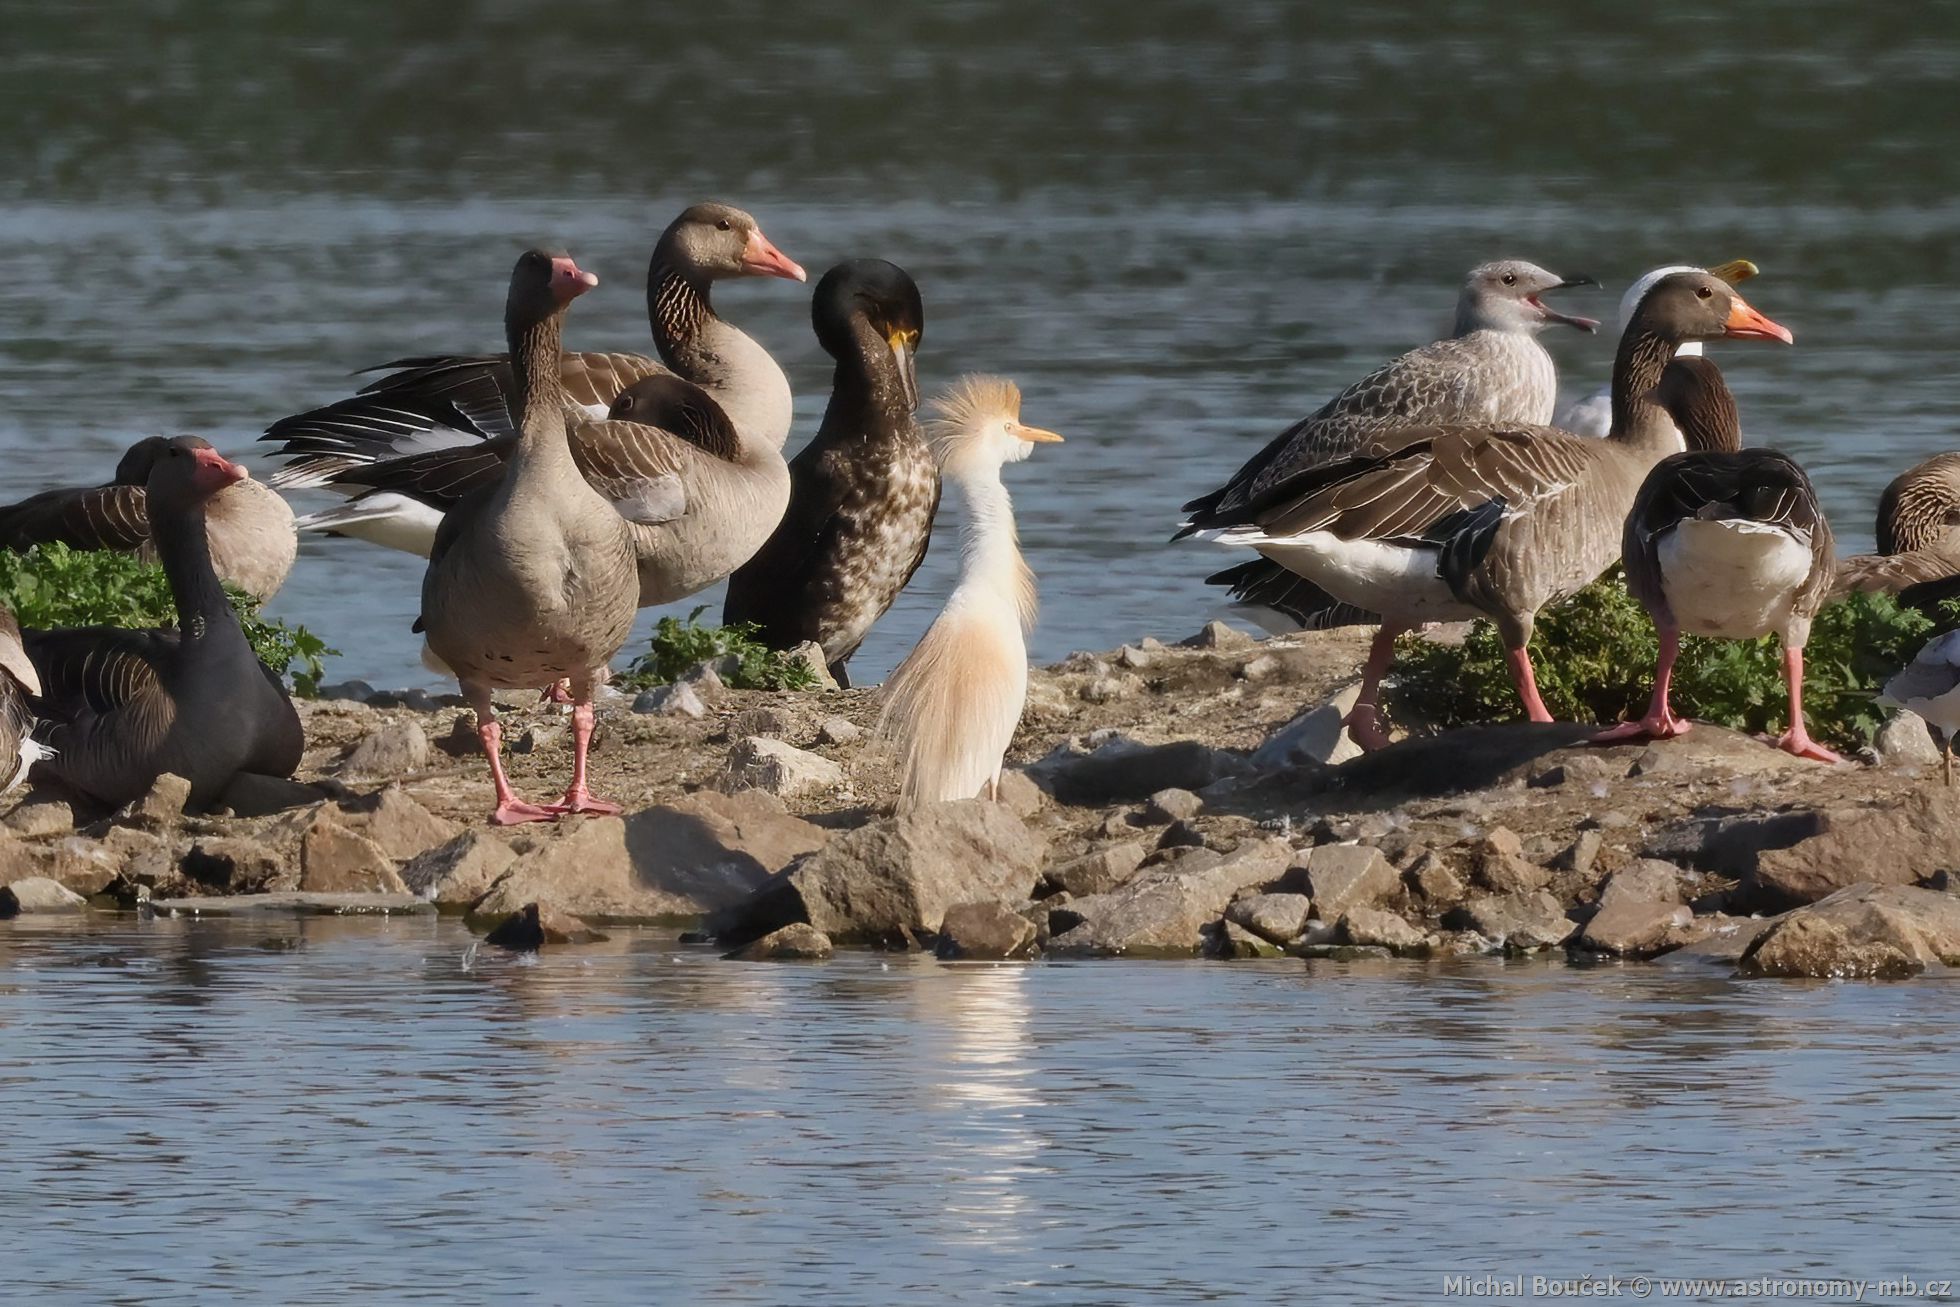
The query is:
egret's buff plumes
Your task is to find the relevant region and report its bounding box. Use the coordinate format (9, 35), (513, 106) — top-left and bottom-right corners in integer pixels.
(878, 375), (1061, 810)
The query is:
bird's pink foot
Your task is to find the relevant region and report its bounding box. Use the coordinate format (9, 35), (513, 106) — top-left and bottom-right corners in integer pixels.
(1343, 705), (1394, 752)
(548, 787), (623, 816)
(1774, 729), (1841, 764)
(1592, 713), (1692, 745)
(489, 798), (561, 826)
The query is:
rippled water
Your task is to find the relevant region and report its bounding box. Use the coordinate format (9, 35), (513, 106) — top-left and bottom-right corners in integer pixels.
(2, 915), (1957, 1304)
(2, 3), (1956, 684)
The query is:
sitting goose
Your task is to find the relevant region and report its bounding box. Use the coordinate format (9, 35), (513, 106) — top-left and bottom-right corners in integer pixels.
(268, 202), (804, 555)
(724, 259), (935, 686)
(1182, 272), (1791, 750)
(0, 609), (48, 797)
(1188, 260), (1598, 630)
(879, 376), (1060, 810)
(1832, 452), (1960, 606)
(1594, 359), (1839, 761)
(0, 436), (297, 602)
(1554, 260), (1758, 436)
(418, 250), (639, 826)
(23, 439), (303, 809)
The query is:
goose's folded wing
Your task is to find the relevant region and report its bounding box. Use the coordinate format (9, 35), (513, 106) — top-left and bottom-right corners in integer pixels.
(0, 484), (152, 553)
(1832, 546), (1960, 600)
(571, 420), (708, 527)
(22, 627), (179, 799)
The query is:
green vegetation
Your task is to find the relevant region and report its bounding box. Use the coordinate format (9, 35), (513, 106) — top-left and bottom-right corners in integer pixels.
(0, 543), (337, 696)
(617, 606), (819, 692)
(1389, 568), (1955, 751)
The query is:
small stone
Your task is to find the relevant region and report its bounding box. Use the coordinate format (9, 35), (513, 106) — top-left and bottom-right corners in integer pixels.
(1552, 830), (1604, 875)
(1248, 684), (1364, 771)
(717, 737), (846, 799)
(37, 836), (124, 896)
(1180, 620), (1252, 650)
(1404, 851), (1467, 907)
(631, 683), (709, 718)
(1578, 899), (1694, 958)
(1225, 892), (1314, 945)
(1453, 892), (1575, 951)
(1113, 644), (1153, 670)
(1043, 842), (1149, 897)
(1340, 906), (1427, 953)
(512, 724), (563, 754)
(935, 901), (1037, 960)
(676, 661), (728, 697)
(1473, 827), (1550, 894)
(724, 922), (833, 961)
(1079, 675), (1138, 704)
(1203, 919), (1284, 958)
(401, 829), (520, 909)
(1140, 788), (1203, 825)
(4, 796), (77, 838)
(179, 837), (290, 894)
(816, 716), (863, 746)
(0, 876), (86, 916)
(1304, 844), (1399, 919)
(317, 679), (376, 703)
(1155, 820), (1206, 851)
(785, 642), (840, 691)
(299, 815), (406, 894)
(368, 688), (438, 712)
(484, 901), (608, 951)
(1138, 637), (1166, 652)
(729, 707), (792, 740)
(1875, 711), (1943, 767)
(1598, 860), (1683, 910)
(435, 713), (480, 757)
(340, 721), (431, 778)
(126, 773), (193, 828)
(993, 770), (1046, 818)
(1237, 654), (1280, 682)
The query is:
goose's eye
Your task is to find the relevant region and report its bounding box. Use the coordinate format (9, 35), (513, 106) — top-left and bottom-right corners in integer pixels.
(1697, 286), (1713, 299)
(716, 219), (731, 232)
(1501, 272), (1516, 286)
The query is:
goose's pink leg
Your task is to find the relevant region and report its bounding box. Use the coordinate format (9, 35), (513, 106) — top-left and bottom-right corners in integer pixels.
(1593, 626), (1693, 743)
(549, 699), (623, 815)
(1506, 644), (1556, 723)
(478, 718), (558, 826)
(1773, 646), (1841, 763)
(1344, 623), (1408, 752)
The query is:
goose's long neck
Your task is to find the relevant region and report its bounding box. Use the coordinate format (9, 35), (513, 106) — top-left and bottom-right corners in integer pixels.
(154, 497), (246, 653)
(647, 254), (792, 451)
(952, 467), (1036, 633)
(1608, 325), (1684, 453)
(507, 306), (578, 482)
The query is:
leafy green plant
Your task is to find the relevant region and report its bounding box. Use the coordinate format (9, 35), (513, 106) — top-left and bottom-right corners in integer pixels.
(0, 543), (337, 696)
(617, 606), (819, 692)
(1389, 567), (1954, 751)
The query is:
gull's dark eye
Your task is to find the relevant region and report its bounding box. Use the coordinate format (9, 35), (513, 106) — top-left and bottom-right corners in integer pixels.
(1502, 272), (1516, 285)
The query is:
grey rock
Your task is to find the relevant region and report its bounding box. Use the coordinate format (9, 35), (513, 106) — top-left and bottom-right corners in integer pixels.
(1225, 892), (1314, 945)
(0, 876), (86, 916)
(936, 901), (1037, 960)
(717, 737), (846, 799)
(336, 787), (461, 863)
(1473, 827), (1550, 894)
(125, 773), (192, 828)
(1651, 913), (1777, 967)
(3, 795), (77, 838)
(1247, 684), (1363, 771)
(148, 892), (432, 917)
(317, 679), (376, 703)
(299, 814), (407, 895)
(1577, 898), (1693, 958)
(1403, 850), (1466, 907)
(724, 922), (833, 961)
(728, 707), (793, 740)
(1202, 919), (1284, 958)
(734, 800), (1047, 946)
(401, 829), (520, 909)
(1875, 711), (1943, 767)
(1042, 841), (1149, 897)
(633, 682), (708, 718)
(1140, 787), (1203, 825)
(1237, 654), (1280, 682)
(1046, 836), (1293, 956)
(1598, 860), (1683, 910)
(994, 770), (1046, 818)
(1078, 675), (1141, 704)
(675, 662), (728, 698)
(483, 901), (608, 950)
(1454, 892), (1575, 951)
(178, 836), (290, 894)
(340, 721), (431, 779)
(1339, 906), (1428, 953)
(816, 716), (864, 746)
(1153, 820), (1206, 851)
(1030, 736), (1243, 805)
(1552, 830), (1604, 875)
(1740, 883), (1960, 979)
(1180, 620), (1252, 650)
(785, 642), (840, 691)
(1303, 844), (1398, 919)
(1113, 644), (1153, 670)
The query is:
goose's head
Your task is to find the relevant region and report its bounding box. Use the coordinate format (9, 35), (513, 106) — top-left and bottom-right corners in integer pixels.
(147, 436), (248, 508)
(1619, 259), (1757, 355)
(663, 203), (806, 283)
(1458, 260), (1599, 335)
(926, 375), (1062, 478)
(813, 258), (925, 410)
(1632, 271), (1791, 349)
(506, 248), (597, 334)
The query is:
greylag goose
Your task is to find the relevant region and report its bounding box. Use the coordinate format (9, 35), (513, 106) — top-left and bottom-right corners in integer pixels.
(22, 439), (303, 809)
(1190, 260), (1597, 630)
(1832, 452), (1960, 606)
(0, 608), (48, 797)
(879, 376), (1060, 810)
(1594, 361), (1839, 762)
(724, 259), (935, 686)
(268, 202), (804, 555)
(418, 250), (639, 826)
(1553, 260), (1758, 436)
(1881, 631), (1960, 783)
(1182, 271), (1791, 750)
(0, 436), (297, 602)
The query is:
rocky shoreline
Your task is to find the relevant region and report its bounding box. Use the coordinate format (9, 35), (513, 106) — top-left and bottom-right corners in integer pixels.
(3, 621), (1957, 981)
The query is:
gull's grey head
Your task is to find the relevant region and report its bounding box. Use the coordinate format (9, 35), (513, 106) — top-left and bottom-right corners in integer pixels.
(1456, 260), (1600, 336)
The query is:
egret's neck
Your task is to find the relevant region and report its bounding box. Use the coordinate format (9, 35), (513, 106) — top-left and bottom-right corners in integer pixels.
(951, 467), (1035, 631)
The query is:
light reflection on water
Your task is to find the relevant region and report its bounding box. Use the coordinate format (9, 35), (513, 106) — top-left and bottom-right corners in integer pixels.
(2, 916), (1955, 1303)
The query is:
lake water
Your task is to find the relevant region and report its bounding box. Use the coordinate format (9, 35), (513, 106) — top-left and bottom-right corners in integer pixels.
(3, 914), (1957, 1305)
(1, 3), (1955, 685)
